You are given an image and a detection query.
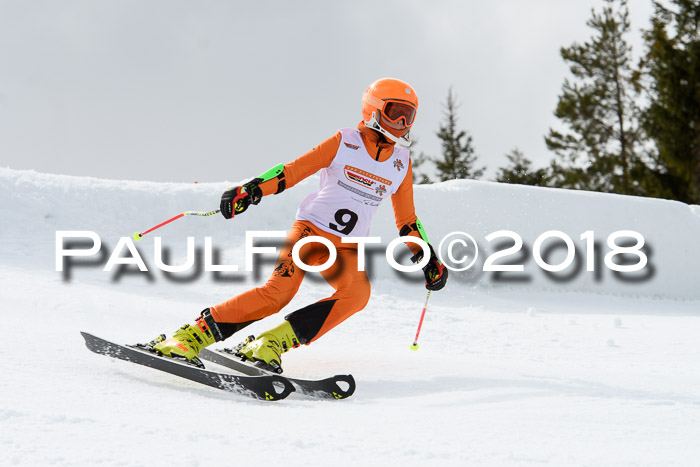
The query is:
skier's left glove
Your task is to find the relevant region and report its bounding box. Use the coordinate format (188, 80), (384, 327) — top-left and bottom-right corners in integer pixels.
(220, 181), (263, 219)
(413, 244), (448, 291)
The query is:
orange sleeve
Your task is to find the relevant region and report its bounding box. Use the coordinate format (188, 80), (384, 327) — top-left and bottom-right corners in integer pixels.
(258, 132), (342, 197)
(391, 159), (424, 255)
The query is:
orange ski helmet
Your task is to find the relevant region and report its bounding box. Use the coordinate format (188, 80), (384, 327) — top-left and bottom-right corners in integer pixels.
(362, 78), (418, 146)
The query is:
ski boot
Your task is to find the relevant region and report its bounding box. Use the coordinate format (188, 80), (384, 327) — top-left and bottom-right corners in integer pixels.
(145, 309), (224, 368)
(234, 320), (301, 374)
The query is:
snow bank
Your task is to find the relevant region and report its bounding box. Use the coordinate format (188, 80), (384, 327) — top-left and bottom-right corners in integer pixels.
(3, 167), (700, 465)
(1, 167), (697, 299)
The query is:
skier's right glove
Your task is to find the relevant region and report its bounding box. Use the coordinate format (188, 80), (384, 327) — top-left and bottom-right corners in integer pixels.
(220, 181), (263, 219)
(412, 244), (448, 291)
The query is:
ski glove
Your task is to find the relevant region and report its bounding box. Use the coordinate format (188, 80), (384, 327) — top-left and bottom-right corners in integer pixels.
(220, 182), (263, 219)
(413, 244), (448, 291)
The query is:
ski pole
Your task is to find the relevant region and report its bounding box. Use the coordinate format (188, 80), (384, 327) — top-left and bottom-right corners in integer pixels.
(410, 290), (432, 351)
(132, 209), (220, 241)
(131, 165), (285, 241)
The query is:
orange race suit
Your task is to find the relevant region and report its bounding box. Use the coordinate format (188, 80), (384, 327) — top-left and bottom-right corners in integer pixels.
(210, 122), (425, 344)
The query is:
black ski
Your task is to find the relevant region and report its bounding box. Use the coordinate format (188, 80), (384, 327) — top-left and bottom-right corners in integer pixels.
(80, 332), (295, 401)
(199, 348), (356, 400)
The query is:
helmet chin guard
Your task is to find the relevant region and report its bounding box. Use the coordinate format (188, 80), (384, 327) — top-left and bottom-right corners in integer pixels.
(365, 111), (413, 147)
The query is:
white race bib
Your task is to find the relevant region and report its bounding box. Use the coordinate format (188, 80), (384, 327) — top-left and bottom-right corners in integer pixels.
(296, 128), (410, 237)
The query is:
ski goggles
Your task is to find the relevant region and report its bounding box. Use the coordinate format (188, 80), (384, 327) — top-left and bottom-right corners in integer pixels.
(382, 100), (417, 126)
(365, 95), (417, 126)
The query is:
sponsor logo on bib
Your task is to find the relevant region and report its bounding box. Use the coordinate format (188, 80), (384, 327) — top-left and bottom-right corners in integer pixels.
(347, 171), (374, 188)
(344, 165), (392, 190)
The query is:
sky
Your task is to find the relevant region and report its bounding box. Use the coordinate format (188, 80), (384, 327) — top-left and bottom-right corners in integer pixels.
(0, 0), (656, 183)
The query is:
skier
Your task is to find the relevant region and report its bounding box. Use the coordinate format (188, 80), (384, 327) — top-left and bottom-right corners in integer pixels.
(147, 78), (448, 372)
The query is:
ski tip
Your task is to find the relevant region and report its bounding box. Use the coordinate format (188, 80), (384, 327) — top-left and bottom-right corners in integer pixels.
(264, 375), (296, 401)
(329, 374), (356, 400)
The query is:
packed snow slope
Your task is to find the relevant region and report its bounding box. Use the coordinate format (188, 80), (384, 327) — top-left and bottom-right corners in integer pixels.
(1, 167), (700, 466)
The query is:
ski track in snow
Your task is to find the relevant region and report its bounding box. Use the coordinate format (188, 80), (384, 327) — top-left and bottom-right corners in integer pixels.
(2, 168), (700, 466)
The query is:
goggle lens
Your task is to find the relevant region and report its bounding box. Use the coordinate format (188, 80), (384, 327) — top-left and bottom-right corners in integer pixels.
(383, 101), (416, 126)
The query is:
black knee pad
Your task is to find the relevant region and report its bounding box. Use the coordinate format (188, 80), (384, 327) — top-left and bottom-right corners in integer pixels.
(285, 300), (338, 344)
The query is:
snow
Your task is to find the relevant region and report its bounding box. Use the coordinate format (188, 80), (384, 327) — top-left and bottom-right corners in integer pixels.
(2, 167), (700, 466)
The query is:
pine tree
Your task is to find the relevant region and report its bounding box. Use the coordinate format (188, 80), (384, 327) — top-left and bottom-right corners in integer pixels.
(545, 0), (646, 195)
(640, 0), (700, 204)
(496, 148), (551, 186)
(432, 88), (485, 181)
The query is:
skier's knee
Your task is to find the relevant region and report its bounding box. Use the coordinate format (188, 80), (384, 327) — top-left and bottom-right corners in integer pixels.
(260, 282), (297, 310)
(355, 280), (371, 311)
